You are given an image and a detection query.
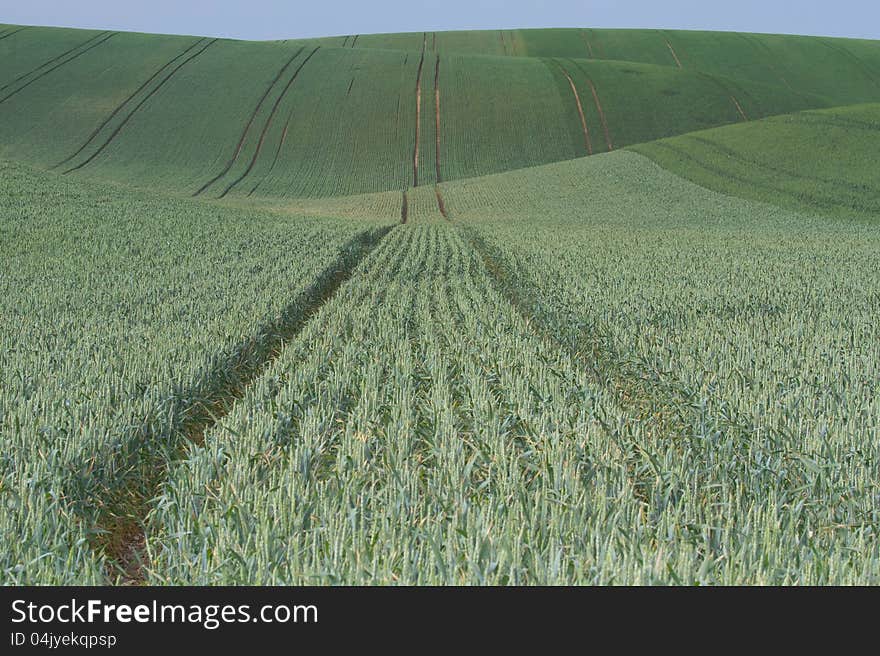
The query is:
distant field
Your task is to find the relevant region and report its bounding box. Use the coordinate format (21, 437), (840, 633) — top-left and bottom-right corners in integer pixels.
(1, 23), (878, 585)
(633, 103), (880, 217)
(1, 24), (874, 197)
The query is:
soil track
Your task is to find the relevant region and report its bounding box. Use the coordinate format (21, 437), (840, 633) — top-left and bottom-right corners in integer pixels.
(0, 27), (28, 41)
(193, 46), (305, 196)
(730, 95), (749, 121)
(586, 78), (613, 151)
(219, 47), (320, 198)
(401, 190), (409, 223)
(581, 30), (595, 58)
(570, 60), (612, 150)
(0, 31), (108, 94)
(83, 226), (394, 584)
(63, 39), (216, 174)
(665, 40), (683, 68)
(351, 35), (359, 48)
(435, 185), (449, 218)
(412, 34), (426, 186)
(557, 62), (592, 155)
(54, 38), (205, 170)
(434, 57), (442, 183)
(0, 32), (116, 105)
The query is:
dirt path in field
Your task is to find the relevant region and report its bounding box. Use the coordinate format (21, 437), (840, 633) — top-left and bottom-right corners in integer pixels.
(435, 186), (449, 219)
(581, 30), (595, 58)
(63, 39), (216, 174)
(434, 56), (442, 183)
(351, 35), (359, 48)
(586, 78), (613, 151)
(54, 38), (206, 170)
(557, 62), (592, 155)
(0, 32), (117, 105)
(665, 40), (683, 69)
(401, 190), (409, 223)
(730, 95), (749, 121)
(219, 47), (320, 198)
(0, 26), (28, 41)
(0, 30), (107, 94)
(194, 46), (305, 196)
(87, 226), (395, 585)
(500, 31), (508, 56)
(412, 34), (427, 186)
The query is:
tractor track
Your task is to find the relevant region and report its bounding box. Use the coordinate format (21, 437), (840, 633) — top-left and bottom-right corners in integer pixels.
(219, 47), (320, 198)
(555, 61), (592, 155)
(53, 38), (206, 170)
(581, 29), (594, 58)
(730, 95), (749, 121)
(412, 34), (427, 186)
(62, 39), (216, 174)
(193, 46), (306, 196)
(571, 61), (613, 151)
(435, 186), (449, 219)
(0, 32), (116, 105)
(0, 30), (108, 94)
(0, 26), (28, 41)
(665, 39), (683, 69)
(434, 56), (442, 183)
(75, 226), (395, 585)
(401, 190), (409, 223)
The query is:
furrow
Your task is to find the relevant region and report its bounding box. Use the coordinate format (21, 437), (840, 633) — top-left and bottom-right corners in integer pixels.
(0, 32), (116, 105)
(0, 26), (28, 41)
(218, 47), (320, 198)
(731, 95), (749, 121)
(581, 29), (594, 58)
(412, 34), (427, 187)
(78, 226), (395, 584)
(665, 39), (683, 69)
(555, 61), (592, 155)
(434, 56), (442, 183)
(0, 30), (107, 93)
(53, 38), (206, 170)
(435, 185), (449, 219)
(192, 46), (305, 196)
(63, 39), (216, 174)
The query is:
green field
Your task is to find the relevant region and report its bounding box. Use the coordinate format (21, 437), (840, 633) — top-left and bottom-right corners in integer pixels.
(1, 23), (878, 585)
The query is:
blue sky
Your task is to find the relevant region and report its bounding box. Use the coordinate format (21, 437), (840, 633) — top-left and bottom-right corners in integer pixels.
(2, 0), (878, 41)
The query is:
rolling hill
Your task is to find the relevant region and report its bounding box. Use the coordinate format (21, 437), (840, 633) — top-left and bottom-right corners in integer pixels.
(1, 22), (878, 586)
(1, 24), (878, 199)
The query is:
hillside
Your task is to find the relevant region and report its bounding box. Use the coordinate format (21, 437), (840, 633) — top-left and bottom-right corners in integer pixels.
(1, 21), (879, 586)
(1, 24), (877, 198)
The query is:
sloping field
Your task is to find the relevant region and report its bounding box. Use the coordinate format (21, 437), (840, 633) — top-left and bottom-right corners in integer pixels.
(342, 27), (880, 105)
(633, 103), (880, 217)
(0, 24), (874, 198)
(1, 21), (879, 586)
